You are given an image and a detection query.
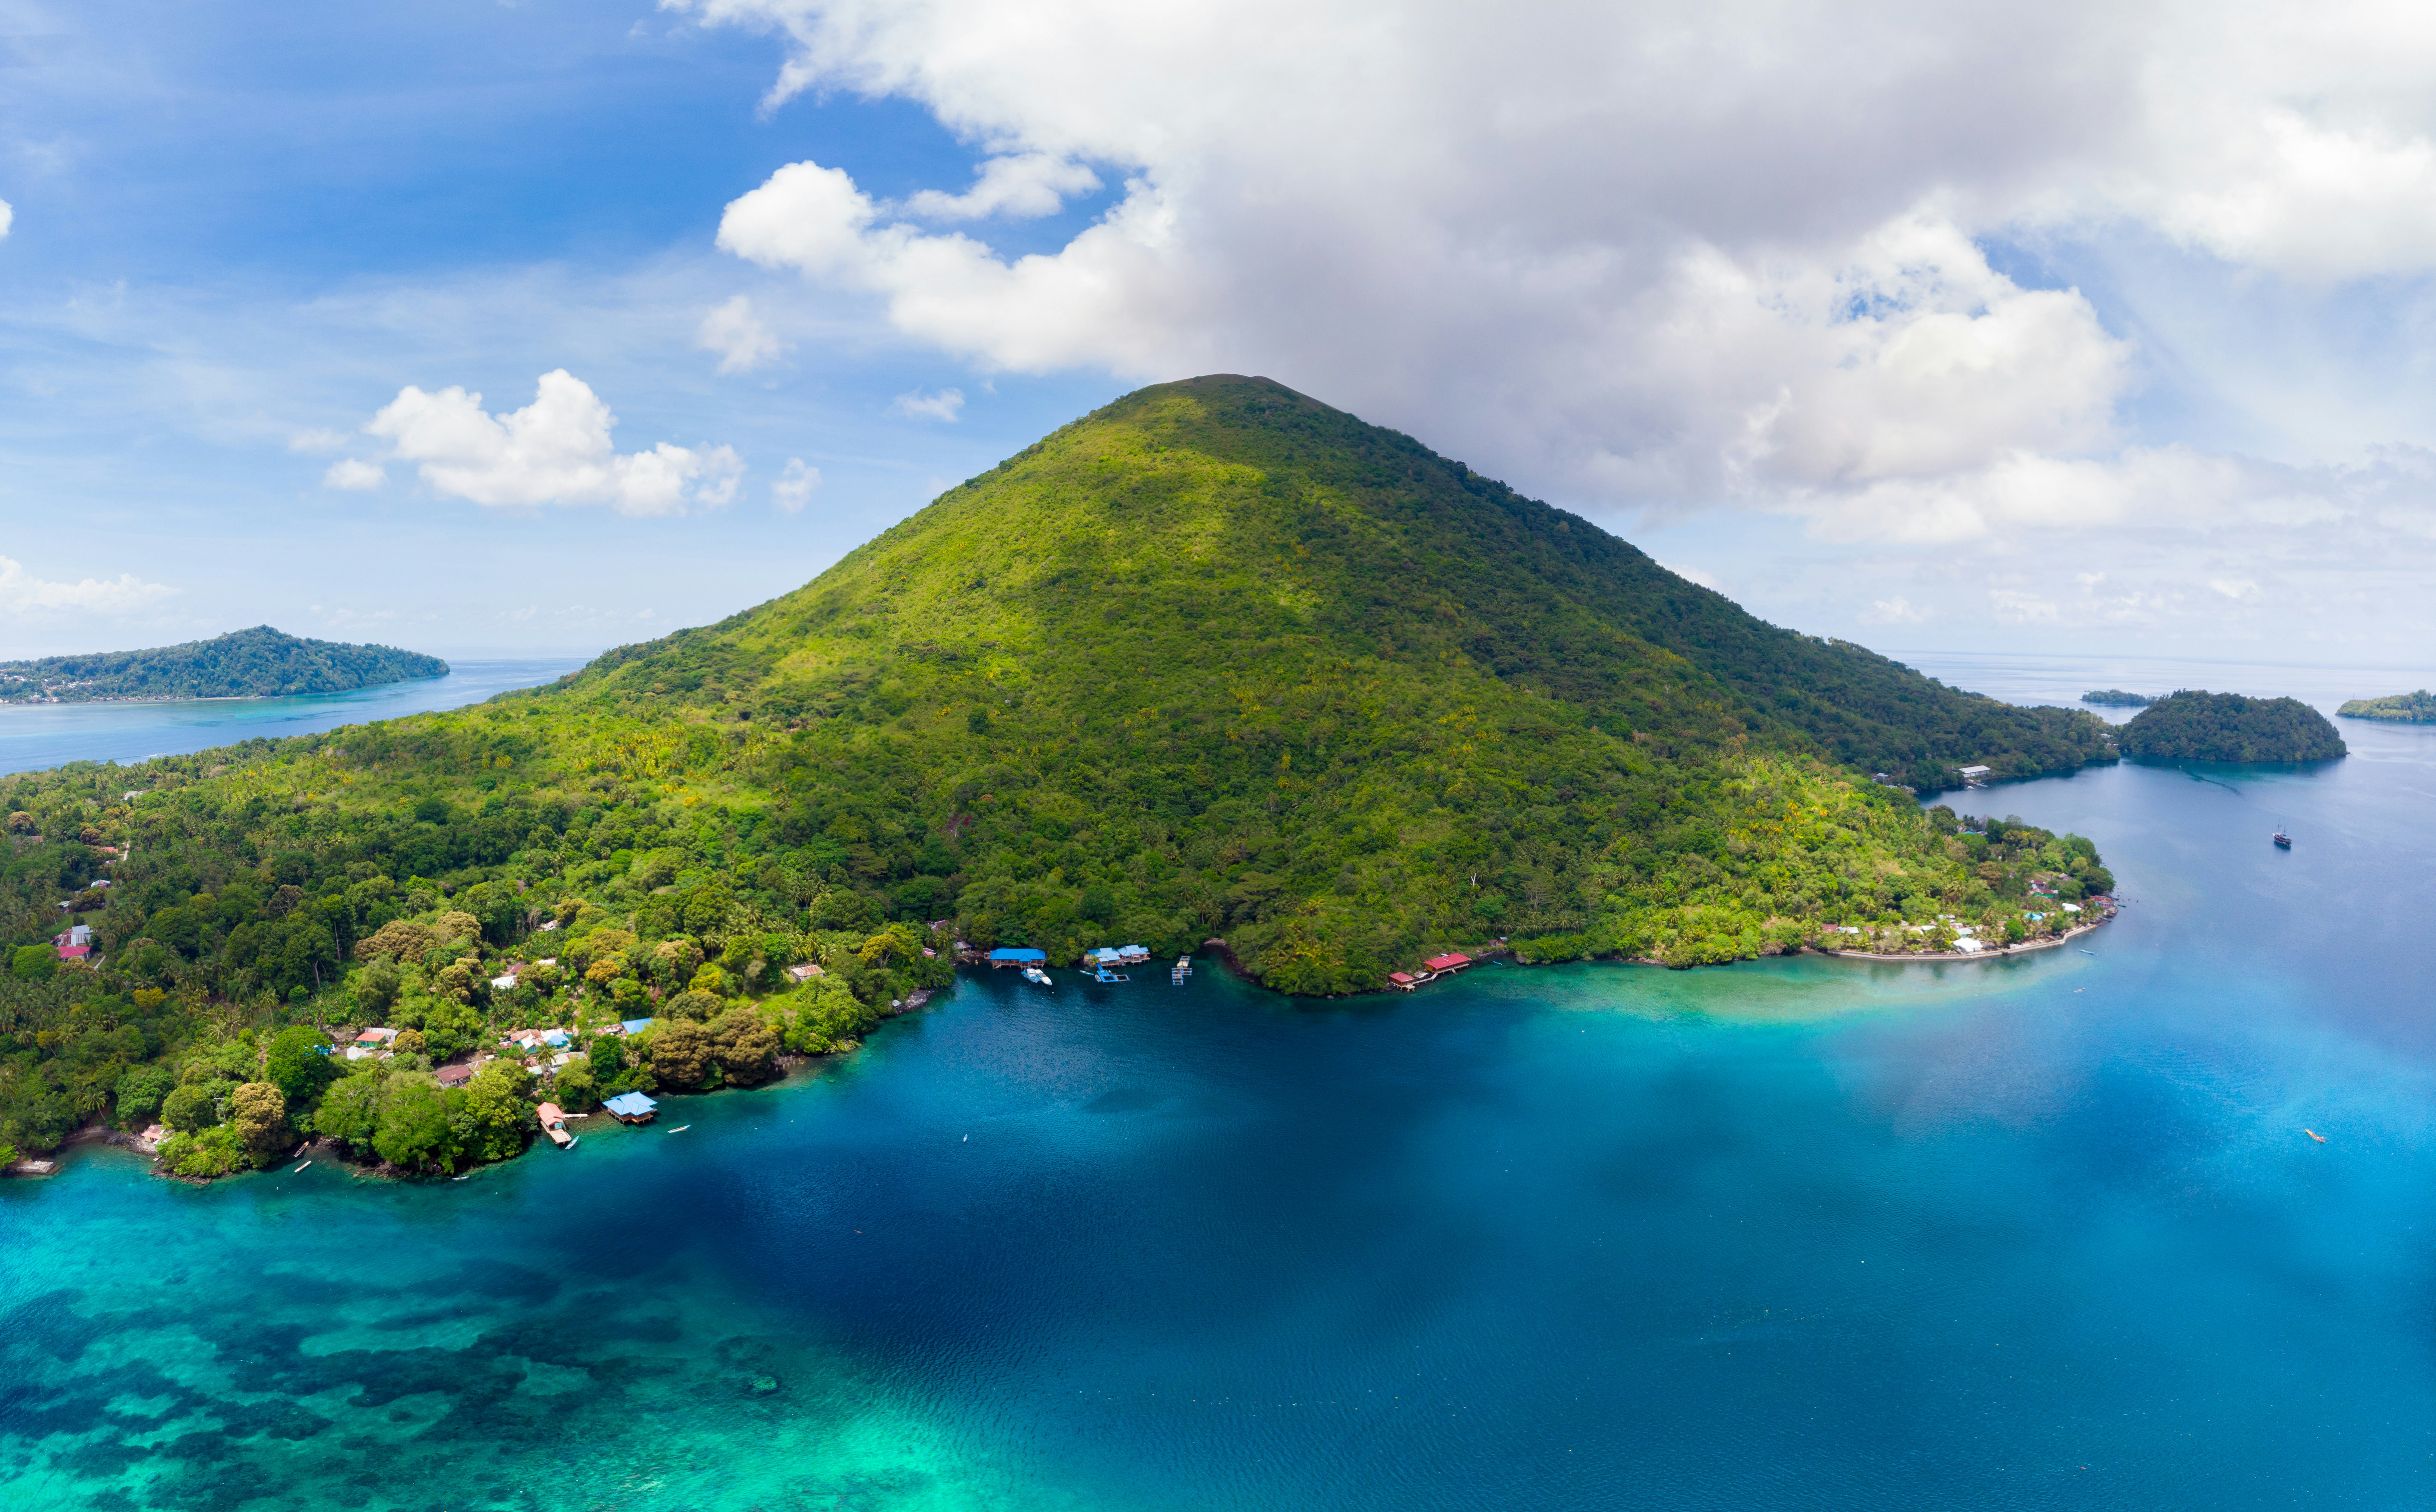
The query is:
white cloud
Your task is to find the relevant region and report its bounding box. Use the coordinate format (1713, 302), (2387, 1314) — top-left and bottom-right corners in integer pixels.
(362, 369), (743, 516)
(288, 428), (350, 454)
(0, 555), (175, 615)
(888, 386), (964, 422)
(672, 0), (2436, 548)
(772, 457), (821, 512)
(1861, 596), (1932, 625)
(901, 153), (1101, 221)
(2209, 577), (2259, 599)
(0, 199), (12, 240)
(322, 458), (385, 491)
(1989, 589), (2062, 624)
(696, 294), (788, 374)
(1657, 561), (1721, 590)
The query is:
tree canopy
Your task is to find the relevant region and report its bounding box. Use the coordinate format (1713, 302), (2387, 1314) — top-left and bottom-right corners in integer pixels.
(2120, 691), (2346, 763)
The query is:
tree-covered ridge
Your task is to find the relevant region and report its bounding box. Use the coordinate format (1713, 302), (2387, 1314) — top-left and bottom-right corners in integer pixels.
(2336, 690), (2436, 723)
(0, 626), (447, 703)
(564, 377), (2115, 793)
(2082, 689), (2154, 707)
(2119, 691), (2347, 762)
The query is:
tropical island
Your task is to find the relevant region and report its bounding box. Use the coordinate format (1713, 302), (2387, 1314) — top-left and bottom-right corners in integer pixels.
(2118, 690), (2347, 763)
(2336, 690), (2436, 723)
(0, 625), (447, 703)
(0, 375), (2120, 1181)
(2081, 689), (2154, 707)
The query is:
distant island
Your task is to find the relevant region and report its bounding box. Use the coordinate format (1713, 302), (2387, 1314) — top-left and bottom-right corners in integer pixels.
(2081, 689), (2154, 707)
(0, 626), (447, 704)
(2119, 690), (2347, 762)
(2336, 690), (2436, 723)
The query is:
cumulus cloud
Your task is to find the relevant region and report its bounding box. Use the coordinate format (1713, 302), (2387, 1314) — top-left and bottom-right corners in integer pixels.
(0, 199), (12, 240)
(697, 294), (788, 374)
(0, 555), (174, 615)
(772, 456), (821, 512)
(888, 386), (964, 421)
(362, 369), (743, 516)
(901, 153), (1101, 221)
(322, 459), (385, 491)
(674, 0), (2436, 508)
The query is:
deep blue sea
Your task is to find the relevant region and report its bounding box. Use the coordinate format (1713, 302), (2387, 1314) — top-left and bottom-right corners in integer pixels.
(6, 653), (2436, 1510)
(0, 658), (588, 778)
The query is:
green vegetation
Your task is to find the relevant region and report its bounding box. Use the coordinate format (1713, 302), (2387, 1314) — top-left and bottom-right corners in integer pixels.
(0, 375), (2118, 1175)
(2081, 689), (2154, 707)
(0, 625), (446, 703)
(2336, 690), (2436, 723)
(2119, 690), (2347, 763)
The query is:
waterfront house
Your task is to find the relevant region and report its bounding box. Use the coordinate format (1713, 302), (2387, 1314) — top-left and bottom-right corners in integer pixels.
(536, 1103), (574, 1148)
(1422, 952), (1474, 974)
(1387, 971), (1419, 992)
(604, 1091), (659, 1124)
(986, 947), (1048, 968)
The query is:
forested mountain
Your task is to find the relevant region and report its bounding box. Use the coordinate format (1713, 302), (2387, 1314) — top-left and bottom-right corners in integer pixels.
(0, 626), (446, 702)
(0, 376), (2121, 1170)
(2120, 691), (2347, 762)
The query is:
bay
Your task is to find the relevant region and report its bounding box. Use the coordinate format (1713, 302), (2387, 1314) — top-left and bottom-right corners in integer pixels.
(0, 658), (590, 778)
(5, 656), (2436, 1509)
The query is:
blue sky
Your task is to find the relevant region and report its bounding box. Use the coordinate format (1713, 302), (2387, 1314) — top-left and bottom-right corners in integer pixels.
(0, 0), (1124, 656)
(6, 0), (2436, 669)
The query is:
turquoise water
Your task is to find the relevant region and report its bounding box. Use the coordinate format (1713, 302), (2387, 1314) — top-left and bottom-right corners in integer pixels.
(8, 694), (2436, 1506)
(0, 658), (588, 777)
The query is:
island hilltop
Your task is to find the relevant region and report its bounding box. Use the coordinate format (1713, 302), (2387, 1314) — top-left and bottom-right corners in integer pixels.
(2337, 690), (2436, 723)
(0, 376), (2118, 1181)
(2119, 690), (2347, 762)
(0, 626), (448, 704)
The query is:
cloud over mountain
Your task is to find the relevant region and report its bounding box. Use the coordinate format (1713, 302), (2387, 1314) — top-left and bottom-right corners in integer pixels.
(676, 0), (2436, 578)
(356, 370), (743, 516)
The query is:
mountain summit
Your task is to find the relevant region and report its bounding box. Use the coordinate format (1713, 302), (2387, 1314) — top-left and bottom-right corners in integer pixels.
(2, 377), (2116, 999)
(511, 375), (2110, 985)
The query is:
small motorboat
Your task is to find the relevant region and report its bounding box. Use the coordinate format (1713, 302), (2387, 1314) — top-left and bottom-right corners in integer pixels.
(2304, 1129), (2326, 1143)
(1022, 965), (1054, 986)
(666, 1125), (691, 1134)
(290, 1160), (312, 1174)
(1092, 967), (1129, 983)
(2273, 831), (2292, 848)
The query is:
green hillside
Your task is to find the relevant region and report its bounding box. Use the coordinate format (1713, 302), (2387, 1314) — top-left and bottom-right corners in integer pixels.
(2337, 690), (2436, 723)
(0, 376), (2121, 1172)
(0, 626), (447, 703)
(2120, 691), (2346, 762)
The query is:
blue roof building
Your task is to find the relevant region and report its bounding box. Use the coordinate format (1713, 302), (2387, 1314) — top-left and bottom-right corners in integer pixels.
(603, 1092), (659, 1124)
(985, 947), (1047, 964)
(617, 1017), (655, 1036)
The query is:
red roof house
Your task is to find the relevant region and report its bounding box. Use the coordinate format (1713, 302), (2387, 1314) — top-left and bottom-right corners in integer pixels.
(1422, 953), (1473, 973)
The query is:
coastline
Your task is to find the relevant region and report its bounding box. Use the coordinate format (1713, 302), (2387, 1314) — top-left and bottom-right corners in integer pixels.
(1816, 906), (2116, 963)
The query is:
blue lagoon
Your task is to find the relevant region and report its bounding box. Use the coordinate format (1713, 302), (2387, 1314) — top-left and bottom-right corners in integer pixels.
(5, 693), (2436, 1509)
